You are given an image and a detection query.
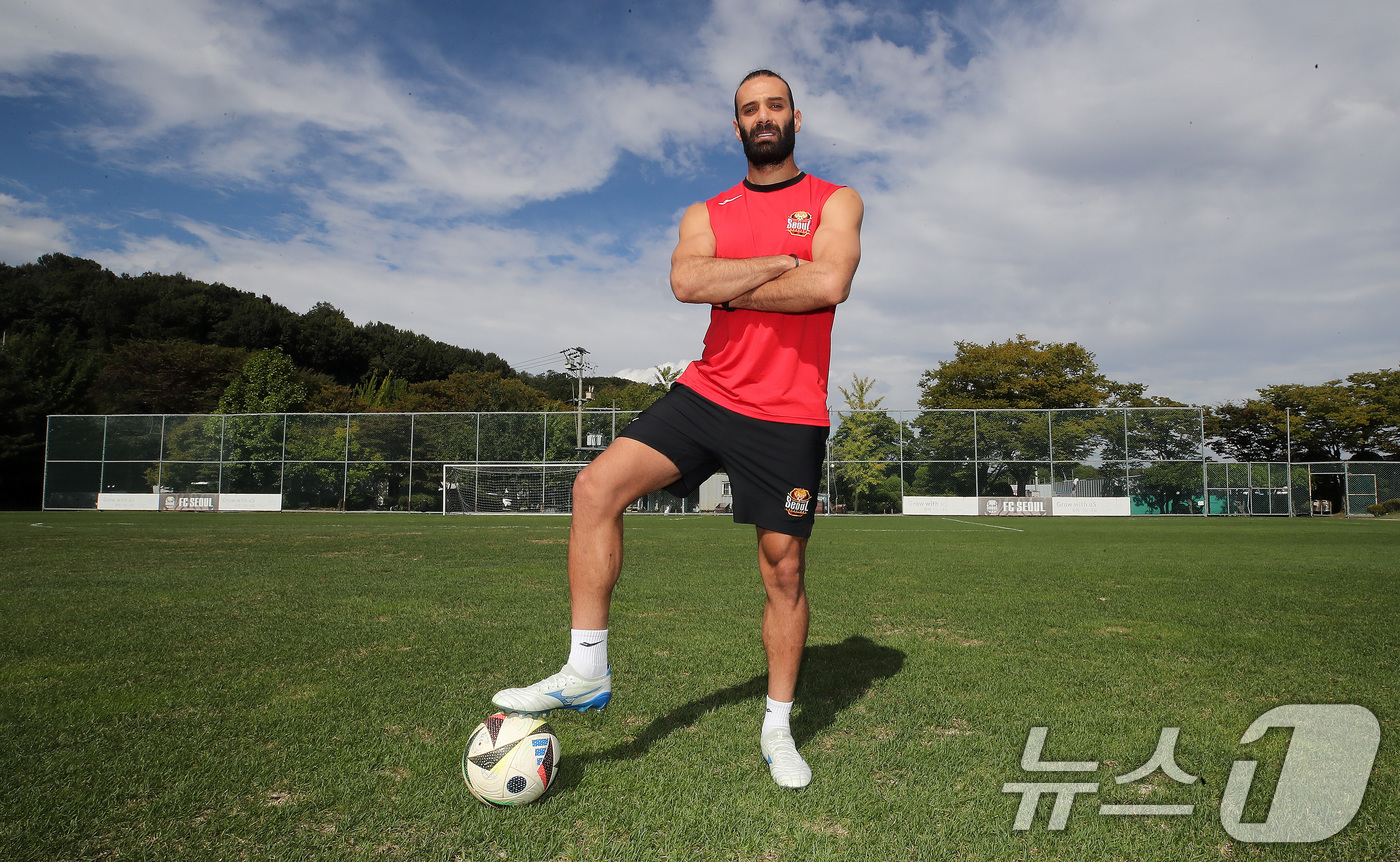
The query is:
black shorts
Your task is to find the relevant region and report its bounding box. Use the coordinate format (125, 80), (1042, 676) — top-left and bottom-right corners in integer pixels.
(618, 384), (828, 537)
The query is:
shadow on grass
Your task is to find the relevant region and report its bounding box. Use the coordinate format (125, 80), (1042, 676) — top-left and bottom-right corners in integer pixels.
(553, 634), (904, 790)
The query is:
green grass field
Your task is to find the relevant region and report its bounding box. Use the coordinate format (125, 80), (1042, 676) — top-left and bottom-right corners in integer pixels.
(1, 512), (1396, 861)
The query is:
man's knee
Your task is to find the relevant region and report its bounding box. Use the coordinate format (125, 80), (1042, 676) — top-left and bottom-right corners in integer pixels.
(572, 464), (622, 516)
(759, 532), (807, 597)
(573, 439), (682, 518)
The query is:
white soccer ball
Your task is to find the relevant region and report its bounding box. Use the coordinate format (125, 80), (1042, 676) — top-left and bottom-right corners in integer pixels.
(462, 712), (560, 806)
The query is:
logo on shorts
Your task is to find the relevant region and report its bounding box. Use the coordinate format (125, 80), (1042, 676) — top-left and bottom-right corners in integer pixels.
(786, 211), (813, 237)
(785, 487), (812, 517)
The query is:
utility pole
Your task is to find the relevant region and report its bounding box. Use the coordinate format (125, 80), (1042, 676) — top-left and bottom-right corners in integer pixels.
(562, 347), (594, 449)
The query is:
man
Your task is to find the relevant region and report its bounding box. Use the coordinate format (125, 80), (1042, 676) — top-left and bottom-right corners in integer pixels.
(492, 69), (863, 790)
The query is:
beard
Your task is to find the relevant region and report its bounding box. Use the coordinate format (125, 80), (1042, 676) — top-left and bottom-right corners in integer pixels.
(740, 115), (796, 167)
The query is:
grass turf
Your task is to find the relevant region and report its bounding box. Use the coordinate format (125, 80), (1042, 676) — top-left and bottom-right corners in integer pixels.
(1, 512), (1396, 861)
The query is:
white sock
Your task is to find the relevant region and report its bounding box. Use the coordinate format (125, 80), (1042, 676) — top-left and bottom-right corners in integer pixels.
(567, 628), (609, 679)
(762, 696), (794, 737)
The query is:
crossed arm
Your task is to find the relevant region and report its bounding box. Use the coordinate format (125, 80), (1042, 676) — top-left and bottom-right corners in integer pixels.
(669, 187), (863, 313)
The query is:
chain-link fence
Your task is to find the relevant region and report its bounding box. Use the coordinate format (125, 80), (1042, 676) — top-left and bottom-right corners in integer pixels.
(1308, 462), (1400, 516)
(43, 411), (636, 512)
(1200, 461), (1400, 516)
(826, 407), (1209, 515)
(43, 409), (1397, 515)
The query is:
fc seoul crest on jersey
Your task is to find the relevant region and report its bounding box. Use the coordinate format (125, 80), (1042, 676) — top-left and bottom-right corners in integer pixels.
(785, 210), (813, 237)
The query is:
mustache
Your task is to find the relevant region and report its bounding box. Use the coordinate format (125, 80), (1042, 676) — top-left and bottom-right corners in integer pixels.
(747, 122), (783, 141)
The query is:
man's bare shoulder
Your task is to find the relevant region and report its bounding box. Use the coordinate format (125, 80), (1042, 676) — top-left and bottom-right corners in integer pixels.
(820, 186), (864, 229)
(678, 201), (713, 238)
(827, 185), (863, 209)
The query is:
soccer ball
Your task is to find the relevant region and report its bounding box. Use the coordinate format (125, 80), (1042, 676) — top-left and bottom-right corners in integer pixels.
(462, 712), (560, 806)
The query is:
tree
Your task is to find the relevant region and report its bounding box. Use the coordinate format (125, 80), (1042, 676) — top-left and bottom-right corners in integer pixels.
(590, 380), (666, 412)
(1130, 462), (1204, 515)
(292, 303), (366, 383)
(1, 254), (297, 352)
(1210, 370), (1399, 462)
(914, 337), (1150, 496)
(831, 375), (901, 512)
(652, 365), (681, 388)
(218, 348), (309, 414)
(90, 339), (247, 414)
(1258, 383), (1367, 461)
(358, 321), (512, 383)
(1347, 368), (1400, 458)
(1206, 400), (1289, 462)
(301, 378), (362, 414)
(394, 371), (560, 413)
(0, 327), (99, 507)
(918, 335), (1139, 410)
(352, 370), (409, 410)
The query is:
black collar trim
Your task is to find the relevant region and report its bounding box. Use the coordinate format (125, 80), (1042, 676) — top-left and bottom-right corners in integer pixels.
(742, 172), (806, 193)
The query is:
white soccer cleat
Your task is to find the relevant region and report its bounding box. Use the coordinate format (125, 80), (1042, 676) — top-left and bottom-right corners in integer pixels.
(491, 664), (612, 715)
(761, 728), (812, 789)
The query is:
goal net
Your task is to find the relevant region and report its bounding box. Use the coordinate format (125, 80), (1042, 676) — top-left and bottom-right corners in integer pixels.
(442, 462), (587, 514)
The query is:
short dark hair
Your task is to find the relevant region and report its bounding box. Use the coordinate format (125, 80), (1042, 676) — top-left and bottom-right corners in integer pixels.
(734, 69), (795, 120)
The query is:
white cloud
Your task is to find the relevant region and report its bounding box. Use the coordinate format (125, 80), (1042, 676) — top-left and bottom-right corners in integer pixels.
(0, 195), (73, 264)
(0, 0), (718, 214)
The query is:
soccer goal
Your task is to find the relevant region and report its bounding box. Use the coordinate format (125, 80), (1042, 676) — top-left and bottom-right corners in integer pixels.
(442, 462), (587, 514)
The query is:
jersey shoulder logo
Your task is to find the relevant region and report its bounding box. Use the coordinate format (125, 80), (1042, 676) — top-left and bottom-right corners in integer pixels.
(786, 210), (813, 237)
(717, 193), (744, 206)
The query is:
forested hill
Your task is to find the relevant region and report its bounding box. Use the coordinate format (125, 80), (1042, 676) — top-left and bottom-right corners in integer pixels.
(0, 253), (511, 386)
(0, 252), (663, 509)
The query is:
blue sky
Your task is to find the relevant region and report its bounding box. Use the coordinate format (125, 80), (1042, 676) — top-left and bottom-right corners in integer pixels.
(2, 0), (1397, 407)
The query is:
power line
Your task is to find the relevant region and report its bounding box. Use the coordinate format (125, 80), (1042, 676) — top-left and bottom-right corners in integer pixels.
(513, 351), (565, 372)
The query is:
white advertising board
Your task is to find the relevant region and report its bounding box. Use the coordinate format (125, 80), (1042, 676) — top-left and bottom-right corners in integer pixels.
(903, 496), (1130, 517)
(901, 496), (978, 516)
(96, 493), (160, 511)
(218, 494), (283, 512)
(1051, 497), (1131, 516)
(97, 493), (283, 512)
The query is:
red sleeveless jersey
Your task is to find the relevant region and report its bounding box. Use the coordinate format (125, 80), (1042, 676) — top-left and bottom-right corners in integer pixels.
(676, 172), (844, 426)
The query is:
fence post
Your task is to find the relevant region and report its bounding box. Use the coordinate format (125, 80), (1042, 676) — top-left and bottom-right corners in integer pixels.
(1286, 407), (1294, 517)
(972, 410), (980, 497)
(1199, 408), (1209, 516)
(342, 414), (351, 511)
(98, 415), (110, 503)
